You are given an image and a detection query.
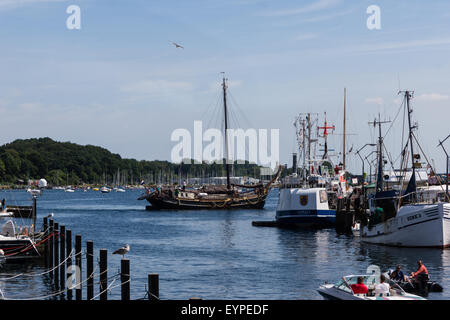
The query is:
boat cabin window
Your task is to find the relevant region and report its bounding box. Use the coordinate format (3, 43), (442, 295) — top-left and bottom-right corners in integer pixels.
(319, 190), (328, 203)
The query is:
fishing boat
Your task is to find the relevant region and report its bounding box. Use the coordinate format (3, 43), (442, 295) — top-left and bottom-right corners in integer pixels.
(139, 76), (281, 210)
(317, 274), (426, 300)
(275, 111), (348, 227)
(358, 91), (450, 247)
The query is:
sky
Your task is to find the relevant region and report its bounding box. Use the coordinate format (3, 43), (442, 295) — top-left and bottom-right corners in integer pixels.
(0, 0), (449, 174)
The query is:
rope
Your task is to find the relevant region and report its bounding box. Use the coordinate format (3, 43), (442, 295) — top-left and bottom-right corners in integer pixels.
(90, 276), (120, 300)
(0, 249), (84, 281)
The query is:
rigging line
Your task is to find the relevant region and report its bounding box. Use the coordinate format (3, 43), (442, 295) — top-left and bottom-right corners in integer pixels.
(382, 143), (397, 175)
(412, 133), (450, 201)
(227, 90), (254, 129)
(205, 91), (222, 130)
(383, 99), (404, 139)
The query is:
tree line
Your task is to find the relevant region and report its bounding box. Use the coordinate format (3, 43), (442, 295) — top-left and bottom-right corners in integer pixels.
(0, 138), (268, 185)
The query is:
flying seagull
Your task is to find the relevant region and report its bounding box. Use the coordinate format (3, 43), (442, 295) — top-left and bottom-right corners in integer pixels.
(171, 41), (184, 49)
(113, 244), (130, 259)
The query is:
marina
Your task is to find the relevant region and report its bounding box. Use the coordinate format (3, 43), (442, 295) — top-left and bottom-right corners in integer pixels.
(1, 1), (450, 310)
(0, 189), (449, 300)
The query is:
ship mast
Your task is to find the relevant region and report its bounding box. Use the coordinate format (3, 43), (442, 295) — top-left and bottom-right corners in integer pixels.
(342, 88), (346, 171)
(404, 90), (417, 198)
(222, 75), (231, 190)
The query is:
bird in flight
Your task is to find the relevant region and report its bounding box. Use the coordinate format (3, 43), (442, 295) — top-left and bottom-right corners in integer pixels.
(113, 244), (130, 259)
(171, 41), (184, 49)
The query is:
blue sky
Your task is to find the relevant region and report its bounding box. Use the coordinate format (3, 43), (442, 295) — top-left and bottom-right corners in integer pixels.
(0, 0), (450, 173)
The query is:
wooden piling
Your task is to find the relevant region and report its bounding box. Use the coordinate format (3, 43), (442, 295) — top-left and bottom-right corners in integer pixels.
(59, 225), (66, 292)
(32, 196), (37, 234)
(49, 219), (54, 276)
(66, 229), (72, 300)
(121, 259), (130, 300)
(148, 273), (159, 301)
(43, 217), (48, 267)
(99, 249), (108, 300)
(54, 222), (59, 287)
(86, 240), (94, 300)
(75, 234), (82, 300)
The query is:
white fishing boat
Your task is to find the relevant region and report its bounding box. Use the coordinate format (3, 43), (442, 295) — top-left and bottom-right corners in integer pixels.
(116, 187), (126, 193)
(318, 274), (426, 300)
(276, 187), (336, 227)
(361, 200), (450, 247)
(358, 91), (450, 248)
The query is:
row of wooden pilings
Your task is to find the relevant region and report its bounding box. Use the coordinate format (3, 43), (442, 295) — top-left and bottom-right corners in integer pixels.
(42, 217), (159, 300)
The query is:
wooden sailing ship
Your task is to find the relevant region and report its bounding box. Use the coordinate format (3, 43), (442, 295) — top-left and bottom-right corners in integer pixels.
(140, 76), (282, 210)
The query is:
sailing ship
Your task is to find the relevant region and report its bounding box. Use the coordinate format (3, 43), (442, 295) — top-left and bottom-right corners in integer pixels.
(359, 91), (450, 247)
(139, 76), (281, 210)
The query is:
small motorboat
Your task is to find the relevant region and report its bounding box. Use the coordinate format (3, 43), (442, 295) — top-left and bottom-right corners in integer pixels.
(64, 186), (75, 193)
(0, 219), (40, 260)
(100, 186), (111, 193)
(318, 274), (426, 300)
(116, 188), (126, 193)
(26, 188), (41, 196)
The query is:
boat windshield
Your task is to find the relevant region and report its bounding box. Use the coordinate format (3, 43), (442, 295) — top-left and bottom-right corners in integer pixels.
(335, 275), (379, 294)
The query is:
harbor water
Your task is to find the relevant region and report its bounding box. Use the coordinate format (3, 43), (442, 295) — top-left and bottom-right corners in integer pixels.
(1, 189), (450, 300)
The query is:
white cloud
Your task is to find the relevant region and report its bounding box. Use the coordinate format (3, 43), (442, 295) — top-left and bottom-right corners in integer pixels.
(256, 0), (341, 17)
(120, 80), (193, 95)
(416, 93), (449, 101)
(365, 97), (384, 105)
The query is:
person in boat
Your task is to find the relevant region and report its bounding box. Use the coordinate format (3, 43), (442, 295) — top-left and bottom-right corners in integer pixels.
(350, 276), (368, 294)
(375, 274), (390, 295)
(1, 199), (5, 211)
(410, 260), (429, 292)
(390, 265), (407, 282)
(182, 180), (186, 191)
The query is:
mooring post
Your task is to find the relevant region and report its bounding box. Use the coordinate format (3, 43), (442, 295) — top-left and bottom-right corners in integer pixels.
(54, 222), (59, 287)
(148, 273), (159, 301)
(121, 259), (130, 301)
(49, 219), (54, 276)
(99, 249), (108, 300)
(32, 196), (37, 234)
(43, 217), (48, 267)
(66, 229), (72, 300)
(59, 225), (66, 292)
(86, 240), (94, 300)
(75, 234), (82, 300)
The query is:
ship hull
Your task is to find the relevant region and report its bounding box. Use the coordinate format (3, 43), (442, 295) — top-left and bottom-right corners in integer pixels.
(145, 194), (267, 210)
(360, 202), (450, 248)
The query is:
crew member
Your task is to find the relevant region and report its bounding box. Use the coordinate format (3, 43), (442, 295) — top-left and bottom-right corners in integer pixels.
(350, 276), (368, 294)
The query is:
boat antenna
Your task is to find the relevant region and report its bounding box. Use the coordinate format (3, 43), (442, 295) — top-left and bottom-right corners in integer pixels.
(369, 114), (391, 194)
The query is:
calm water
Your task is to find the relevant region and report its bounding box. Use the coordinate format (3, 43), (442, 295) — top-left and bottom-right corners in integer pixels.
(0, 189), (450, 300)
